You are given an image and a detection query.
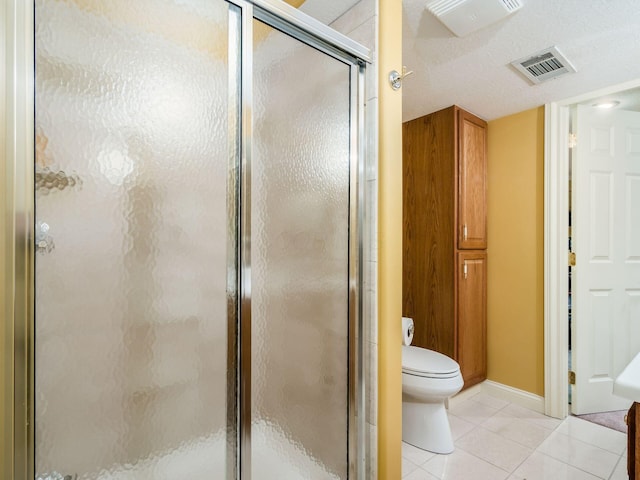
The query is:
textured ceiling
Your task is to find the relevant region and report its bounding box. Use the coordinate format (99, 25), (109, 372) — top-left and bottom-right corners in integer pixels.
(299, 0), (361, 25)
(402, 0), (640, 121)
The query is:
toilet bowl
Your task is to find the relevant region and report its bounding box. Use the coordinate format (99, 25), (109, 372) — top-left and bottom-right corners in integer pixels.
(402, 345), (464, 454)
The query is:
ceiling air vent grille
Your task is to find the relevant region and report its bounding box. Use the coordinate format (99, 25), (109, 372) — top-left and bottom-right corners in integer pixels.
(511, 46), (577, 84)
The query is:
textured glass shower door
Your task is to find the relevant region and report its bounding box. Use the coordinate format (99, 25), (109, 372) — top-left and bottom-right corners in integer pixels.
(249, 19), (353, 480)
(32, 1), (364, 478)
(34, 0), (239, 478)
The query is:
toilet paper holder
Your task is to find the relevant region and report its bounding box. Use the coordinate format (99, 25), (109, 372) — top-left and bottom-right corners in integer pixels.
(402, 316), (414, 335)
(402, 316), (415, 346)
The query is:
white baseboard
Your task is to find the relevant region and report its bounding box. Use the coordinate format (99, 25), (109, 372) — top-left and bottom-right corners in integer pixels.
(481, 380), (545, 414)
(446, 380), (546, 413)
(446, 380), (544, 413)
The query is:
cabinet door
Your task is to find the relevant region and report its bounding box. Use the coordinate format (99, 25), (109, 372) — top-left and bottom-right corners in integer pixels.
(458, 110), (487, 249)
(457, 251), (487, 388)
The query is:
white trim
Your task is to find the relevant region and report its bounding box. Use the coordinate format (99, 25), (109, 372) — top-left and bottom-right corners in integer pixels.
(543, 103), (569, 420)
(543, 78), (640, 421)
(448, 380), (546, 414)
(482, 380), (545, 414)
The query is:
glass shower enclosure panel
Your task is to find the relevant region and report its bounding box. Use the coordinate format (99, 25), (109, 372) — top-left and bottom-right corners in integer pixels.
(34, 0), (238, 478)
(30, 1), (365, 478)
(251, 20), (352, 480)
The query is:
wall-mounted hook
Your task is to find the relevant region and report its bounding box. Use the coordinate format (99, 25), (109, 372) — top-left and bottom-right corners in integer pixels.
(389, 66), (414, 91)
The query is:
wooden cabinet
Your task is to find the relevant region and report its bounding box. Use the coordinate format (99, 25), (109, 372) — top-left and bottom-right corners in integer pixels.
(457, 252), (487, 387)
(458, 110), (488, 250)
(403, 105), (488, 389)
(629, 402), (639, 479)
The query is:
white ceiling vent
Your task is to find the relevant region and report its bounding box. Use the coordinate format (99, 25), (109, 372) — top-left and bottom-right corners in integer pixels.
(425, 0), (523, 37)
(511, 46), (577, 85)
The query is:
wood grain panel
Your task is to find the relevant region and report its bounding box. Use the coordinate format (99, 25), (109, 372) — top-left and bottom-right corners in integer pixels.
(403, 107), (456, 357)
(629, 402), (638, 479)
(457, 251), (487, 388)
(458, 109), (487, 250)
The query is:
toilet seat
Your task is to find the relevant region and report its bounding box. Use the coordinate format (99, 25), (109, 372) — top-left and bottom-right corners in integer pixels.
(402, 345), (461, 379)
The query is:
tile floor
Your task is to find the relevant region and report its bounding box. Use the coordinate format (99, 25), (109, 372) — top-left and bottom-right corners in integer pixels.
(402, 392), (629, 480)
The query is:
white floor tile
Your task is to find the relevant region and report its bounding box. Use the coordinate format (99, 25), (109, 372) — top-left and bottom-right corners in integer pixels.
(401, 390), (631, 480)
(402, 441), (436, 467)
(403, 467), (441, 480)
(455, 426), (532, 472)
(481, 416), (554, 449)
(471, 392), (511, 410)
(403, 457), (420, 478)
(421, 448), (510, 480)
(512, 451), (601, 480)
(557, 415), (627, 455)
(448, 399), (501, 425)
(609, 454), (629, 480)
(496, 403), (563, 431)
(537, 431), (620, 479)
(448, 414), (476, 440)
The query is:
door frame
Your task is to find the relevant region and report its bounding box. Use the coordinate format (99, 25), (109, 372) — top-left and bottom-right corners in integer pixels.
(2, 1), (36, 478)
(2, 0), (371, 478)
(544, 78), (640, 419)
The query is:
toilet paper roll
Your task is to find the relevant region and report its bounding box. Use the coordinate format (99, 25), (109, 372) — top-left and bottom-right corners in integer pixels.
(402, 316), (414, 346)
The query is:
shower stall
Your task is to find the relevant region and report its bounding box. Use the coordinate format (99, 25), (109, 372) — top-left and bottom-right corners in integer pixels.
(4, 0), (370, 478)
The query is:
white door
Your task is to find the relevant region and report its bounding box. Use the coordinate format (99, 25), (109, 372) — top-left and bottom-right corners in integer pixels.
(572, 105), (640, 414)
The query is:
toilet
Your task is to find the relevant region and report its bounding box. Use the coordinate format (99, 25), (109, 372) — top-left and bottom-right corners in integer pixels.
(402, 319), (464, 454)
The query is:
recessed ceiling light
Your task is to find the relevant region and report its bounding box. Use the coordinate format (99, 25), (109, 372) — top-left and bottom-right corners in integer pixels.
(593, 100), (620, 109)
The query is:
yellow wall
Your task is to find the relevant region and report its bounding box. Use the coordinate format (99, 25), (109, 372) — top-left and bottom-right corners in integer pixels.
(486, 107), (545, 396)
(378, 0), (402, 478)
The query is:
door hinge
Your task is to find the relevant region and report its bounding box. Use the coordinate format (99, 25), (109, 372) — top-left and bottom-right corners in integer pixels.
(568, 252), (576, 267)
(568, 370), (576, 385)
(569, 133), (577, 149)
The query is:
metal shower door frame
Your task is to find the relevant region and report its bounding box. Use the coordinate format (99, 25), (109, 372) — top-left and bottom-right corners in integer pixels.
(233, 2), (370, 479)
(2, 0), (370, 478)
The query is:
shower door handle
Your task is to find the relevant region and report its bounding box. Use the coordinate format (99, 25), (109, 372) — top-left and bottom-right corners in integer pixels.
(35, 220), (55, 253)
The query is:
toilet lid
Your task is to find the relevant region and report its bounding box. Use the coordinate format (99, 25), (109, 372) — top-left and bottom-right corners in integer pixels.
(402, 345), (460, 377)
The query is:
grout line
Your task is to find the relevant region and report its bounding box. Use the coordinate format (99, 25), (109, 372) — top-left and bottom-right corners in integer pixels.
(454, 443), (513, 476)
